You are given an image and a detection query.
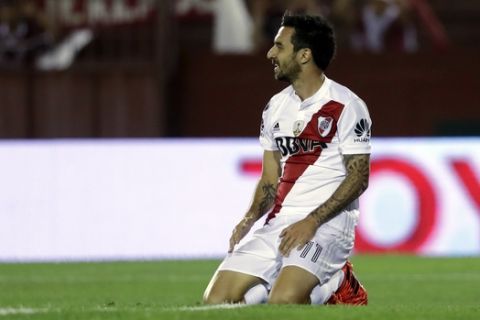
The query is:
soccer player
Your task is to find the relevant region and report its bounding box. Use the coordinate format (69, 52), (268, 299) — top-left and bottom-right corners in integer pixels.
(203, 12), (371, 305)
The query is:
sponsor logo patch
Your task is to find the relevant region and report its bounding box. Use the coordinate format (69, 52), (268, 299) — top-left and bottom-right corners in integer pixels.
(275, 137), (327, 156)
(354, 118), (371, 142)
(293, 120), (304, 136)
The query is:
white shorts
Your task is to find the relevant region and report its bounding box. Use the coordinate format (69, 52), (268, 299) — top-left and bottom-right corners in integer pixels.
(218, 213), (356, 287)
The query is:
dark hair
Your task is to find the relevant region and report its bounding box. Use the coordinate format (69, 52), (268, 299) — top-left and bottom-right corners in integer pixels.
(281, 12), (336, 71)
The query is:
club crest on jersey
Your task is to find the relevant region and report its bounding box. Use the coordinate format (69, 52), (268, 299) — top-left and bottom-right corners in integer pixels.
(318, 116), (333, 137)
(293, 120), (304, 136)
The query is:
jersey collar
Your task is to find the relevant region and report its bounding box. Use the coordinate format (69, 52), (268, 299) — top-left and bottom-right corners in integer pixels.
(291, 76), (331, 109)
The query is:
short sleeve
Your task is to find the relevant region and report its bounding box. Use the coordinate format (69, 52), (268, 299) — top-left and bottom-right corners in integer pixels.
(337, 98), (372, 155)
(259, 102), (278, 151)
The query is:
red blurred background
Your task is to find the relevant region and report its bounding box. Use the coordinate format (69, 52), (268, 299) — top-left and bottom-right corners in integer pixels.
(0, 0), (479, 139)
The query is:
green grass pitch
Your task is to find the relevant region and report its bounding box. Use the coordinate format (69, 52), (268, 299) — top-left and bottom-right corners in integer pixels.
(0, 255), (479, 319)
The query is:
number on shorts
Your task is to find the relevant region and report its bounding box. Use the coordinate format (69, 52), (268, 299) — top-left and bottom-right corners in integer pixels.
(299, 241), (323, 263)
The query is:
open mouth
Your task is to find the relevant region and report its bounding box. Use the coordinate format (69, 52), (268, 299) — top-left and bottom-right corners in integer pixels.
(273, 61), (280, 72)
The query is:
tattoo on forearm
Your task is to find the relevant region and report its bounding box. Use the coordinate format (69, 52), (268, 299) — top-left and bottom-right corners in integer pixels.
(344, 154), (370, 192)
(258, 183), (277, 215)
(309, 154), (370, 227)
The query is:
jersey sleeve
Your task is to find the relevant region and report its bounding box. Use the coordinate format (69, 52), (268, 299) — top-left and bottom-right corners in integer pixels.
(337, 98), (372, 155)
(259, 102), (278, 151)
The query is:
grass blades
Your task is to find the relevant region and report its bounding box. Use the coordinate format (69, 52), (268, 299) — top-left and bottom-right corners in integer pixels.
(0, 255), (479, 319)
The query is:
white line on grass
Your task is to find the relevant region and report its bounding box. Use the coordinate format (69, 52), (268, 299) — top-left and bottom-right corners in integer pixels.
(0, 304), (248, 316)
(91, 304), (249, 313)
(0, 307), (49, 316)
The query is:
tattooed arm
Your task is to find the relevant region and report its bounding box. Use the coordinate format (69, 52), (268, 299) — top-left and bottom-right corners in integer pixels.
(228, 150), (281, 252)
(308, 153), (370, 226)
(278, 153), (370, 256)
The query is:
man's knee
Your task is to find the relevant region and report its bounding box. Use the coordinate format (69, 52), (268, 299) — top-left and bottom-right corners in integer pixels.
(203, 270), (261, 305)
(267, 266), (318, 304)
(203, 280), (244, 304)
(203, 290), (242, 305)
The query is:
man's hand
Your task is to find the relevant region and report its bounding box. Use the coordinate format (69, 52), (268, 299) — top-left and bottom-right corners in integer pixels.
(279, 216), (318, 256)
(228, 216), (256, 253)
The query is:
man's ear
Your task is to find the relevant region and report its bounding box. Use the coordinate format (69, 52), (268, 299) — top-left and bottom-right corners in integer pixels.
(298, 48), (312, 64)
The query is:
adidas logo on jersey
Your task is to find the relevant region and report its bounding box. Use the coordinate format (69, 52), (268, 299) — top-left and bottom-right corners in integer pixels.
(260, 119), (265, 136)
(273, 122), (280, 132)
(354, 119), (371, 142)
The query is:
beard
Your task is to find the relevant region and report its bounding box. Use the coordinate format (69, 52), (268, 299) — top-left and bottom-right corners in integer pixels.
(275, 56), (301, 83)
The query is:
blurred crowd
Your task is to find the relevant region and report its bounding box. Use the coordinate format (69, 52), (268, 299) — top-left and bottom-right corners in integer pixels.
(0, 0), (100, 70)
(0, 0), (450, 68)
(0, 0), (53, 66)
(212, 0), (430, 54)
(330, 0), (419, 53)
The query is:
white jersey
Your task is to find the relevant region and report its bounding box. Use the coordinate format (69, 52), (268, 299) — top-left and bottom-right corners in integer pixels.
(259, 76), (372, 230)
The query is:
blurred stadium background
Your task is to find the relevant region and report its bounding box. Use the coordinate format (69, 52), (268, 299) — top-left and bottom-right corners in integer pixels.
(0, 0), (479, 277)
(1, 1), (480, 318)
